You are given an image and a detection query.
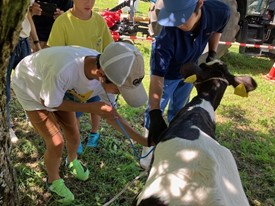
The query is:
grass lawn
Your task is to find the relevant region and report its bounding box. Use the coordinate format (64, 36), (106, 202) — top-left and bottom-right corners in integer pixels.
(9, 1), (275, 205)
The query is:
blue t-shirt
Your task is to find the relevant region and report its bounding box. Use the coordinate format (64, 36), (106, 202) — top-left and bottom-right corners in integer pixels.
(150, 0), (230, 80)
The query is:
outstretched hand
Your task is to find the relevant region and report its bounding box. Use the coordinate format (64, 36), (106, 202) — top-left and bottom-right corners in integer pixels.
(148, 109), (167, 146)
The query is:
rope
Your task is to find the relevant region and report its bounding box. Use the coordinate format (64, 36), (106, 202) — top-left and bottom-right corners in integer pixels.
(99, 92), (151, 206)
(103, 90), (155, 160)
(114, 117), (155, 159)
(194, 77), (229, 85)
(103, 171), (147, 206)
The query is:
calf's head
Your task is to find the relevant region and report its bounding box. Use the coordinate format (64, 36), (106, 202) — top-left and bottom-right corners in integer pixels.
(150, 60), (257, 145)
(181, 60), (257, 111)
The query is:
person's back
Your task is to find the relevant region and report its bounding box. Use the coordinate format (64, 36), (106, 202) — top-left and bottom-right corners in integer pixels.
(12, 46), (101, 111)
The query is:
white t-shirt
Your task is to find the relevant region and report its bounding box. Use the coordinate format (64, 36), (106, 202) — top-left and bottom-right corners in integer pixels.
(20, 0), (35, 38)
(20, 15), (31, 38)
(11, 46), (106, 111)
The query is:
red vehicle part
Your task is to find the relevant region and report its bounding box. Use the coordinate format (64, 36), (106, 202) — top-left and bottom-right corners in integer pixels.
(100, 0), (149, 42)
(101, 10), (122, 28)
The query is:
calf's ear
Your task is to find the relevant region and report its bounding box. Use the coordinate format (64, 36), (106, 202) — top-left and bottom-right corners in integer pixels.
(234, 83), (248, 97)
(180, 63), (201, 83)
(233, 76), (257, 97)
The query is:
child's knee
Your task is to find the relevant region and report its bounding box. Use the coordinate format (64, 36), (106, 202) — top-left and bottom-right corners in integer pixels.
(45, 135), (65, 152)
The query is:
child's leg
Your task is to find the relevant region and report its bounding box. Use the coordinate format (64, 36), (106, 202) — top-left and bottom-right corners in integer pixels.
(90, 113), (100, 134)
(54, 111), (80, 163)
(26, 110), (64, 183)
(55, 111), (89, 181)
(87, 96), (101, 135)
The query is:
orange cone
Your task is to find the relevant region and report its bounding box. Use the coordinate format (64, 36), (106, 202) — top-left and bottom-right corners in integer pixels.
(264, 63), (275, 82)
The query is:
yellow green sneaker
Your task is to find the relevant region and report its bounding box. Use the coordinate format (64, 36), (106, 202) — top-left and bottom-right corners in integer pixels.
(69, 159), (90, 181)
(47, 178), (74, 205)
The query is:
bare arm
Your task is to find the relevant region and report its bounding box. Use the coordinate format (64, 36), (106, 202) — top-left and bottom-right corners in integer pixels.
(55, 100), (149, 146)
(149, 74), (164, 111)
(27, 11), (41, 52)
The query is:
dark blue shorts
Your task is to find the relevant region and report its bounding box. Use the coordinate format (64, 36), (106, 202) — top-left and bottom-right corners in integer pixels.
(76, 95), (101, 118)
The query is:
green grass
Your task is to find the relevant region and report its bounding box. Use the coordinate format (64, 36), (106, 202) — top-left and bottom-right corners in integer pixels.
(9, 1), (275, 206)
(216, 48), (275, 205)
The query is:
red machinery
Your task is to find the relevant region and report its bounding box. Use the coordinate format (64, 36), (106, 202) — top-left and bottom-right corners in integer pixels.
(100, 0), (149, 42)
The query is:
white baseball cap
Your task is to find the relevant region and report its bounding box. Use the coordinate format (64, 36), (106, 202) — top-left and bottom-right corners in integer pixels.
(99, 42), (148, 107)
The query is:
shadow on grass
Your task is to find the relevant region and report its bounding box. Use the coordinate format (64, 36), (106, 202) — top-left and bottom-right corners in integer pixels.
(215, 104), (275, 206)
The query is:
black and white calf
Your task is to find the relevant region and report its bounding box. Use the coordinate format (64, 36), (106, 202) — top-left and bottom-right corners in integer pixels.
(134, 60), (257, 206)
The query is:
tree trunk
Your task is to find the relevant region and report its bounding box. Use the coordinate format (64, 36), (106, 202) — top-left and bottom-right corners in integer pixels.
(0, 1), (29, 205)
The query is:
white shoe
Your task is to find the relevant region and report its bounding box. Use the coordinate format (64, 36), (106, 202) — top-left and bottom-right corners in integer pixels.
(9, 128), (19, 144)
(140, 146), (154, 171)
(139, 128), (153, 171)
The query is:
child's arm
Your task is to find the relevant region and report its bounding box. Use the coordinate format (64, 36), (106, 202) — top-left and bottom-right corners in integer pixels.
(55, 100), (149, 146)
